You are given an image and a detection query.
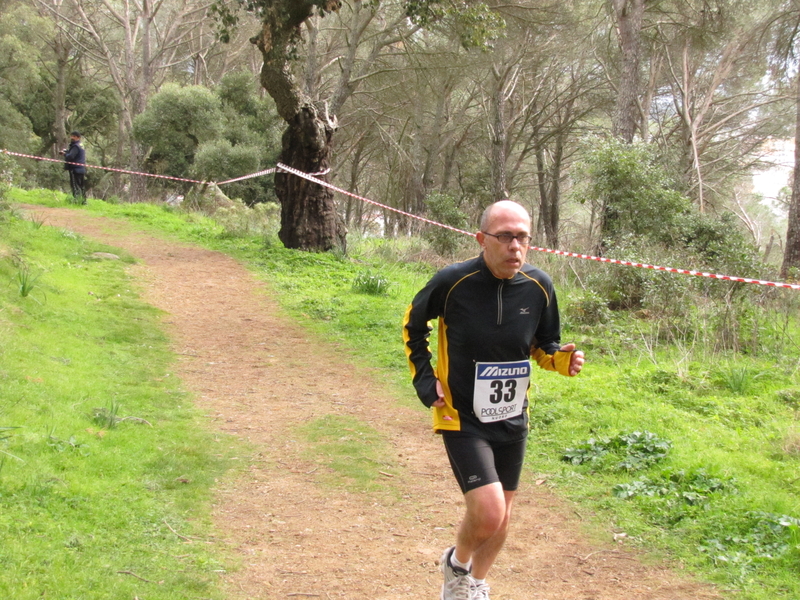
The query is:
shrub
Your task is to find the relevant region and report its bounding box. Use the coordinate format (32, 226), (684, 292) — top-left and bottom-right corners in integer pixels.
(562, 430), (672, 472)
(422, 192), (471, 257)
(213, 197), (280, 239)
(0, 152), (21, 204)
(133, 84), (223, 179)
(579, 138), (765, 326)
(352, 270), (391, 296)
(582, 138), (691, 249)
(192, 139), (266, 206)
(565, 289), (612, 325)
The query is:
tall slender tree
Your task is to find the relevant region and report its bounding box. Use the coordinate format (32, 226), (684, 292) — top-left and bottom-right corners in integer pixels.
(53, 0), (218, 199)
(785, 78), (800, 277)
(650, 1), (782, 212)
(771, 1), (800, 277)
(610, 0), (647, 143)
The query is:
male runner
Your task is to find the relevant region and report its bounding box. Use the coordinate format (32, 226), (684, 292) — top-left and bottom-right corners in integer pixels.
(403, 200), (584, 600)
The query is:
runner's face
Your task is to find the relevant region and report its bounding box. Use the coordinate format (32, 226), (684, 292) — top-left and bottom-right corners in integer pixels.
(477, 203), (531, 279)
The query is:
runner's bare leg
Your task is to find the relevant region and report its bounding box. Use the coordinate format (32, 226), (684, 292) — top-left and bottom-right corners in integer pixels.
(454, 483), (516, 580)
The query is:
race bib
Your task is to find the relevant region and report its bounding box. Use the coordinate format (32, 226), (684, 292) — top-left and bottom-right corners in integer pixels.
(473, 360), (531, 423)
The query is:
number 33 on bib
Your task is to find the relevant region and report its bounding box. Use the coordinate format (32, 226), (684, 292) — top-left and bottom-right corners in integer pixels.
(473, 360), (531, 423)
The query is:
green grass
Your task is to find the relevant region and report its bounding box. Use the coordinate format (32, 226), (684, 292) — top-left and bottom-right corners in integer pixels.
(8, 187), (800, 599)
(528, 361), (800, 598)
(298, 414), (399, 495)
(0, 199), (236, 599)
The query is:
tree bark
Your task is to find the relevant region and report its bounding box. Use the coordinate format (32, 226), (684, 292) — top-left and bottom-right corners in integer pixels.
(490, 64), (511, 200)
(781, 70), (800, 278)
(252, 1), (344, 251)
(611, 0), (645, 143)
(274, 105), (341, 250)
(52, 35), (69, 153)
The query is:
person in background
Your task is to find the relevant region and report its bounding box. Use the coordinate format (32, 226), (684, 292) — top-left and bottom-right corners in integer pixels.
(60, 131), (86, 203)
(403, 200), (585, 600)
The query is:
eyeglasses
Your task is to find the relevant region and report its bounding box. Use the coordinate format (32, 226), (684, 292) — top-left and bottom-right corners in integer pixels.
(482, 231), (532, 245)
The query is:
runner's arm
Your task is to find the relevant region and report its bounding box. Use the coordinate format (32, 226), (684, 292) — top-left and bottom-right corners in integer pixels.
(403, 279), (445, 408)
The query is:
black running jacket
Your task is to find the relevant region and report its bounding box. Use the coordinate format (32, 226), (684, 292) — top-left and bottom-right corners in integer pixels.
(403, 254), (571, 441)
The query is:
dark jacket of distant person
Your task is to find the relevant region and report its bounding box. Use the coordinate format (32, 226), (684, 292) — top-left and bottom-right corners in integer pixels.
(63, 139), (86, 174)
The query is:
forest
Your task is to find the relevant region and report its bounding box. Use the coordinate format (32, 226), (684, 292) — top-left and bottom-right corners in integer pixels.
(3, 3), (800, 597)
(1, 0), (799, 275)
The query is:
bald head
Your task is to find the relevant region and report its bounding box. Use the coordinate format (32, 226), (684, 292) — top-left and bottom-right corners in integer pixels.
(479, 200), (531, 232)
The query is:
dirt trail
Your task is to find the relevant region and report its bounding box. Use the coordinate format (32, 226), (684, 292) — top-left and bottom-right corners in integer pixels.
(20, 204), (722, 600)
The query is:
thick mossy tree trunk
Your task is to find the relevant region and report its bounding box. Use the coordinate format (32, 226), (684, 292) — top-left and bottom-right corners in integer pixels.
(252, 1), (344, 251)
(275, 105), (340, 250)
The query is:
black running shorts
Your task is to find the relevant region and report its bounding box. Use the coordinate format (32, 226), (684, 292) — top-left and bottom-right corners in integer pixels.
(442, 432), (527, 494)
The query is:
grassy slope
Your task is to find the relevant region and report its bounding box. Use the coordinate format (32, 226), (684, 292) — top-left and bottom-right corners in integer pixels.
(0, 197), (234, 599)
(7, 188), (800, 599)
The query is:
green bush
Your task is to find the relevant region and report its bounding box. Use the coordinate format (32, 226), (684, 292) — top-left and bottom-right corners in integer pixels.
(565, 289), (611, 325)
(582, 138), (691, 249)
(583, 238), (694, 313)
(133, 84), (224, 179)
(422, 191), (471, 257)
(192, 139), (264, 205)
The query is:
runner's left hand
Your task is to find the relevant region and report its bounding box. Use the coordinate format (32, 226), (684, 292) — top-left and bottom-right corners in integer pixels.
(559, 343), (585, 376)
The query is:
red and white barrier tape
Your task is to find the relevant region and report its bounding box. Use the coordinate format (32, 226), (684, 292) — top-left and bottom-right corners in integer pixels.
(276, 162), (475, 237)
(528, 247), (800, 290)
(275, 162), (800, 292)
(2, 149), (331, 188)
(3, 148), (798, 290)
(216, 166), (330, 185)
(216, 167), (277, 185)
(2, 149), (210, 185)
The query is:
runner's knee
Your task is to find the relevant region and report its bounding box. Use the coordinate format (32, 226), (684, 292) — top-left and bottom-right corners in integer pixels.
(466, 484), (508, 534)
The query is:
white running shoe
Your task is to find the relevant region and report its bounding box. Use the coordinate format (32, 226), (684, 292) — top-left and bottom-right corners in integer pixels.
(440, 546), (472, 600)
(471, 578), (491, 600)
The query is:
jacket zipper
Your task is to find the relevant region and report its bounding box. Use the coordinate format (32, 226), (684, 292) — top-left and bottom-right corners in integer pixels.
(496, 281), (504, 325)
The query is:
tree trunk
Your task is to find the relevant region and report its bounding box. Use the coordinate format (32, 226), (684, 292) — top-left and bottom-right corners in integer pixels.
(547, 139), (564, 248)
(253, 1), (344, 251)
(535, 146), (549, 243)
(535, 140), (564, 249)
(611, 0), (645, 143)
(491, 66), (510, 200)
(275, 105), (342, 250)
(781, 71), (800, 279)
(52, 44), (69, 153)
